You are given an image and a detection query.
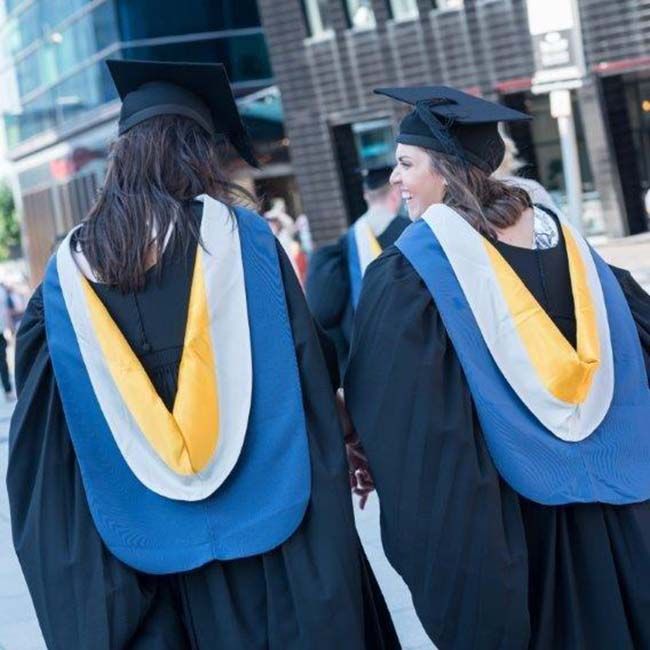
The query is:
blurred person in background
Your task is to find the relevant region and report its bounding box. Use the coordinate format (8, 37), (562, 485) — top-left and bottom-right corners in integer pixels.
(4, 280), (26, 332)
(0, 282), (14, 400)
(295, 212), (314, 259)
(7, 59), (398, 650)
(306, 165), (409, 382)
(265, 197), (309, 285)
(345, 85), (650, 649)
(493, 126), (561, 216)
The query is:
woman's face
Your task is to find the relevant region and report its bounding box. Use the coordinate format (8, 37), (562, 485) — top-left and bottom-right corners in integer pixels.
(390, 144), (446, 220)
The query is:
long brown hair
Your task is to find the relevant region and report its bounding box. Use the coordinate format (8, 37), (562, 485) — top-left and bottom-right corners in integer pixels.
(427, 150), (532, 240)
(76, 115), (256, 292)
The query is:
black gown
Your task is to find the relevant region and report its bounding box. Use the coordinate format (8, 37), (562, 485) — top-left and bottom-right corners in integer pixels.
(306, 216), (410, 383)
(345, 219), (650, 650)
(7, 204), (400, 649)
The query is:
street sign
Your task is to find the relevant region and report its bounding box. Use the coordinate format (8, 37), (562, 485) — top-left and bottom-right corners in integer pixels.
(527, 0), (586, 94)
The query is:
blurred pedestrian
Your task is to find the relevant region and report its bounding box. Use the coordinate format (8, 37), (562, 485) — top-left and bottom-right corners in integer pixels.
(306, 165), (409, 382)
(295, 212), (314, 258)
(346, 85), (650, 649)
(493, 127), (561, 214)
(264, 198), (310, 285)
(0, 282), (14, 400)
(5, 281), (25, 332)
(7, 59), (398, 650)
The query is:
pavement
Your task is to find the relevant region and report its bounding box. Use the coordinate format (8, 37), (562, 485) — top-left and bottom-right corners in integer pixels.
(1, 231), (649, 650)
(594, 232), (650, 292)
(0, 397), (43, 650)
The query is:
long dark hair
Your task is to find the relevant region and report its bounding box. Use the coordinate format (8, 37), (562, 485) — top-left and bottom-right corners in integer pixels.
(427, 150), (532, 240)
(76, 115), (256, 292)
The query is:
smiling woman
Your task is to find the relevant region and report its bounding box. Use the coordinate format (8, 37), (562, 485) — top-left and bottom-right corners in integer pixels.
(391, 144), (447, 218)
(392, 142), (533, 245)
(346, 84), (650, 650)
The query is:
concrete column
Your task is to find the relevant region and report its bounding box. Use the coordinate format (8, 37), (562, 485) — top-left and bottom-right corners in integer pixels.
(576, 80), (627, 237)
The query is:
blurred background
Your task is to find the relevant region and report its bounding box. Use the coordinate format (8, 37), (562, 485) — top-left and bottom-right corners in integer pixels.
(0, 0), (647, 288)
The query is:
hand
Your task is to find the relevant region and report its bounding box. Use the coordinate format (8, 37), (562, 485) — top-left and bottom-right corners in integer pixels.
(347, 439), (375, 509)
(337, 389), (375, 509)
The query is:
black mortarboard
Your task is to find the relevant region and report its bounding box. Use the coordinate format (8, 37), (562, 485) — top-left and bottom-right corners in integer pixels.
(361, 165), (393, 190)
(374, 86), (530, 174)
(106, 59), (258, 167)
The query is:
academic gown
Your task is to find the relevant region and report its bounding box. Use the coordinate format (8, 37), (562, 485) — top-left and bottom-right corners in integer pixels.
(6, 203), (399, 650)
(345, 218), (650, 650)
(306, 216), (410, 383)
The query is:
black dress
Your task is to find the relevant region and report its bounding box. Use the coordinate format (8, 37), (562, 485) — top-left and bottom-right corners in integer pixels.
(344, 220), (650, 650)
(306, 216), (410, 383)
(7, 204), (400, 650)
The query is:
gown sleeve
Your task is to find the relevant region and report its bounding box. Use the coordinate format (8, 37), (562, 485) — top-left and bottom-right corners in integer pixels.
(279, 241), (339, 392)
(273, 242), (400, 649)
(6, 286), (188, 650)
(344, 247), (531, 649)
(305, 241), (351, 384)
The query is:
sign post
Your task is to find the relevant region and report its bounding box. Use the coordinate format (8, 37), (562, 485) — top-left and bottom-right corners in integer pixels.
(550, 89), (583, 231)
(527, 0), (586, 231)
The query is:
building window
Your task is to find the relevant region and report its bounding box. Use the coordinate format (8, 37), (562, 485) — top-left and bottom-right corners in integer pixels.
(435, 0), (464, 10)
(352, 119), (394, 168)
(122, 33), (272, 85)
(116, 0), (261, 41)
(6, 59), (118, 148)
(388, 0), (419, 21)
(345, 0), (376, 30)
(301, 0), (332, 37)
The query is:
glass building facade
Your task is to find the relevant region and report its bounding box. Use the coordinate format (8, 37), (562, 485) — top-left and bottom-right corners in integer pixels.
(0, 0), (284, 283)
(0, 0), (272, 148)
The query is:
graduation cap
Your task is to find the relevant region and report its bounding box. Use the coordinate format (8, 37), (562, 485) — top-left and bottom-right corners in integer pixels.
(106, 59), (258, 167)
(361, 165), (393, 191)
(374, 86), (531, 174)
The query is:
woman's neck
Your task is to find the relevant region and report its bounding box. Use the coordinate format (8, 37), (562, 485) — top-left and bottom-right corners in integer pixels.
(494, 207), (535, 249)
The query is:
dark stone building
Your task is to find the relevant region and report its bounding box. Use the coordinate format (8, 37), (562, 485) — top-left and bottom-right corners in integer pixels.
(257, 0), (650, 244)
